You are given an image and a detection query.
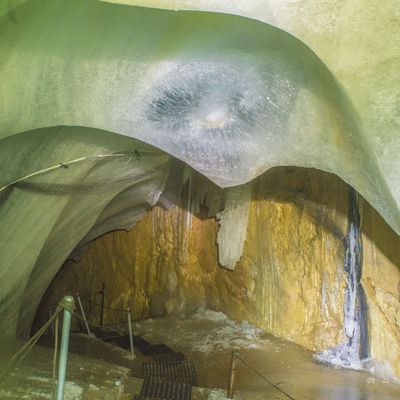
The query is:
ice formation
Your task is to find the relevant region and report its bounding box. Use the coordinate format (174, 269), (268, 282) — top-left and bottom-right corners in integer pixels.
(0, 0), (399, 362)
(135, 308), (265, 353)
(316, 190), (369, 368)
(217, 184), (252, 270)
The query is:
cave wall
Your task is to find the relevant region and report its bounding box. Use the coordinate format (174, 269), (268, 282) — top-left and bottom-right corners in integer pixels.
(36, 167), (400, 376)
(2, 0), (400, 349)
(363, 205), (400, 374)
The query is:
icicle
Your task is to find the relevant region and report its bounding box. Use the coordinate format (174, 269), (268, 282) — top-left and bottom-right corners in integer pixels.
(216, 183), (252, 270)
(179, 165), (193, 263)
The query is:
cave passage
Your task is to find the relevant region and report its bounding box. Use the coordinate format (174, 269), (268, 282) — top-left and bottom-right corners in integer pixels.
(1, 1), (400, 399)
(17, 165), (400, 400)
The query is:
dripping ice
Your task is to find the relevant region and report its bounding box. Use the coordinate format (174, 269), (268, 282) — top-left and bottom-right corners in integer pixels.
(315, 189), (369, 369)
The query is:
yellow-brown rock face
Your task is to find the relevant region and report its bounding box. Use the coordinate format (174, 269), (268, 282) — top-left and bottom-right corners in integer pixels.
(36, 167), (400, 377)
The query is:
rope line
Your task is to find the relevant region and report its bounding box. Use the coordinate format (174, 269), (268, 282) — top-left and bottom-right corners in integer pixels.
(0, 303), (64, 386)
(234, 352), (297, 400)
(71, 310), (127, 329)
(84, 298), (128, 313)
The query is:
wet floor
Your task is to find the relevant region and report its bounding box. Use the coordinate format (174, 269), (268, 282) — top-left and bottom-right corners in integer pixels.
(3, 309), (400, 399)
(0, 339), (129, 400)
(132, 309), (400, 400)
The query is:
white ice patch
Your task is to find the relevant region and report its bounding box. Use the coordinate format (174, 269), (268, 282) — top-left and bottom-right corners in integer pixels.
(64, 381), (83, 400)
(25, 376), (50, 383)
(207, 389), (231, 400)
(314, 353), (400, 385)
(314, 347), (364, 371)
(365, 360), (400, 384)
(21, 391), (51, 399)
(191, 308), (228, 322)
(136, 308), (265, 353)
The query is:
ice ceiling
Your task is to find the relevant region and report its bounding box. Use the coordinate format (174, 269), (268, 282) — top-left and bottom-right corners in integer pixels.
(0, 0), (399, 338)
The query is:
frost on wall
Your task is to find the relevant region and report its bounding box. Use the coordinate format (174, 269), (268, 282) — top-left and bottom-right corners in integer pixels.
(216, 184), (252, 270)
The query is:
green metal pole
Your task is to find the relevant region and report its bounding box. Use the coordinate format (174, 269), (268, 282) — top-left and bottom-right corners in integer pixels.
(127, 307), (135, 360)
(100, 282), (105, 326)
(56, 296), (75, 400)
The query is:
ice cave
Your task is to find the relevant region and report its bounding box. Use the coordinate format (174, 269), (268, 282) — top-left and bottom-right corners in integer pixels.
(1, 0), (400, 399)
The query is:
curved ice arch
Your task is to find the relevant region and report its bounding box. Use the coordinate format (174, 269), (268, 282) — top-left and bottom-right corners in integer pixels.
(0, 125), (170, 337)
(0, 0), (399, 235)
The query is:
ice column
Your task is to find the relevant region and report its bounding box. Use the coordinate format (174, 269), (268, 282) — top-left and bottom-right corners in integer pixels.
(316, 188), (369, 367)
(217, 183), (252, 270)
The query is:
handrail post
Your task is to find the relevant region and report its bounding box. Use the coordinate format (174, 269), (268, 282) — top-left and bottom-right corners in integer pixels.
(127, 307), (135, 360)
(227, 351), (238, 399)
(100, 282), (105, 326)
(49, 309), (54, 336)
(76, 293), (92, 336)
(56, 296), (75, 400)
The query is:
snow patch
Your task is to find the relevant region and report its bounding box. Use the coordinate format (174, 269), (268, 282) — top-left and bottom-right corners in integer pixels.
(191, 308), (228, 322)
(136, 308), (266, 353)
(65, 381), (83, 400)
(207, 389), (231, 400)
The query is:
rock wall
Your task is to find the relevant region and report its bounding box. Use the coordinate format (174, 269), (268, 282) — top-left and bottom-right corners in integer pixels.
(35, 167), (400, 376)
(363, 203), (400, 375)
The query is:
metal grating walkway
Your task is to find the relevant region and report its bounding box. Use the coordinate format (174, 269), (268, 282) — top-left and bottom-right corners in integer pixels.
(152, 352), (186, 363)
(133, 397), (170, 400)
(140, 377), (192, 400)
(143, 361), (197, 385)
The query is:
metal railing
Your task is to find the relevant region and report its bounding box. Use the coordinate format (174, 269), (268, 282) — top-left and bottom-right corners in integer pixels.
(227, 351), (297, 400)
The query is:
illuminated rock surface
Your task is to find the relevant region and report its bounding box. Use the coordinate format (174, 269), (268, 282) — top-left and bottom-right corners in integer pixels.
(36, 168), (400, 380)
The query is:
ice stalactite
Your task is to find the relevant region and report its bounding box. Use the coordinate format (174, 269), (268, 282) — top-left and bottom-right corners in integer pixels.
(183, 166), (194, 235)
(316, 188), (369, 368)
(216, 183), (252, 270)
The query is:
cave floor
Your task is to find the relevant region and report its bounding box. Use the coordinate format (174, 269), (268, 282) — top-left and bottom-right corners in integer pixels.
(5, 309), (400, 400)
(0, 339), (130, 399)
(129, 309), (400, 400)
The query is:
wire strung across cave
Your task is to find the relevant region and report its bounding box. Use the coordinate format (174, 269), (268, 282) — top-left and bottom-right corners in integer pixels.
(233, 352), (297, 400)
(0, 150), (147, 194)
